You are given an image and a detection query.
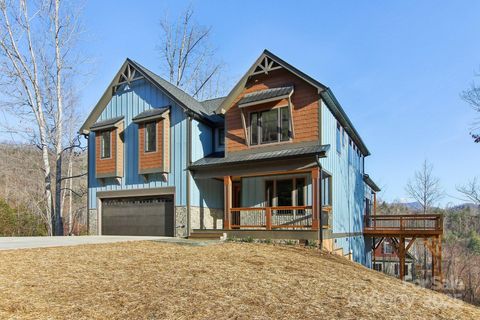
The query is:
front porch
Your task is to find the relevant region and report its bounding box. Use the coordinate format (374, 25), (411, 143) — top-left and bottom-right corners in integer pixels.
(188, 144), (332, 240)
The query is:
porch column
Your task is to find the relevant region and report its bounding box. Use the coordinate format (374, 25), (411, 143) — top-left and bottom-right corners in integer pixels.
(373, 192), (377, 215)
(224, 176), (232, 230)
(311, 167), (320, 230)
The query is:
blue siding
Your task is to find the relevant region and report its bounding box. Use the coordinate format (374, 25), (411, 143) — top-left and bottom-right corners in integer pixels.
(319, 99), (367, 263)
(190, 120), (223, 209)
(88, 79), (187, 208)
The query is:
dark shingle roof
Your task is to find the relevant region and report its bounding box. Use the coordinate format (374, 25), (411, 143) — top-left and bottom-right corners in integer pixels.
(190, 144), (330, 168)
(237, 86), (293, 106)
(132, 107), (169, 122)
(201, 97), (225, 114)
(129, 59), (210, 117)
(90, 116), (124, 131)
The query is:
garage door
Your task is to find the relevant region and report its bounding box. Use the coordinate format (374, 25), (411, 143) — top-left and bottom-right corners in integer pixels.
(101, 196), (174, 236)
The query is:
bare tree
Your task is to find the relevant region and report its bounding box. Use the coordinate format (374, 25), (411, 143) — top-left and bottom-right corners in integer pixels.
(0, 0), (85, 235)
(405, 160), (443, 214)
(457, 177), (480, 206)
(461, 74), (480, 143)
(158, 6), (224, 100)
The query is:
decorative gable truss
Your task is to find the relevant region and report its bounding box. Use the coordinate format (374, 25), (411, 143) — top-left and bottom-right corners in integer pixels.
(113, 64), (144, 94)
(252, 56), (283, 75)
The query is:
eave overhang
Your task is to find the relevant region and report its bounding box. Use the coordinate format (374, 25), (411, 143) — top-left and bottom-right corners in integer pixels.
(364, 174), (381, 192)
(90, 116), (124, 132)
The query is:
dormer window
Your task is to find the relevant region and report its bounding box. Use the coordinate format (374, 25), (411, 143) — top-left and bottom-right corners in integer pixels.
(250, 106), (290, 145)
(144, 121), (157, 152)
(100, 130), (111, 159)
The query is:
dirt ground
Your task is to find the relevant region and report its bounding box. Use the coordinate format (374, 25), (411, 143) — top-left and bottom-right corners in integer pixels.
(0, 241), (478, 320)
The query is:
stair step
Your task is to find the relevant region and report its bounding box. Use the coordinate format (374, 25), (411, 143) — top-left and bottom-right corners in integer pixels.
(189, 232), (225, 240)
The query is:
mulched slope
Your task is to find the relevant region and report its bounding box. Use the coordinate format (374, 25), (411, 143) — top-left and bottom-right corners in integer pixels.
(0, 241), (478, 320)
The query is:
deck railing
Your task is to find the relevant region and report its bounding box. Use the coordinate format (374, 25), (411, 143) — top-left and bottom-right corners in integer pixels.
(229, 206), (313, 230)
(364, 214), (443, 235)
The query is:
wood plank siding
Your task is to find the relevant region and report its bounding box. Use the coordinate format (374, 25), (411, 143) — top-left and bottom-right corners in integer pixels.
(138, 115), (170, 174)
(95, 125), (123, 178)
(225, 68), (320, 153)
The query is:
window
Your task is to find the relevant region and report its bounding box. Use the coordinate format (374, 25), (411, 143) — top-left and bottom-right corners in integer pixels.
(144, 121), (156, 152)
(394, 264), (399, 276)
(100, 130), (111, 159)
(405, 264), (409, 276)
(383, 242), (394, 254)
(373, 263), (383, 272)
(218, 128), (225, 146)
(321, 172), (332, 206)
(250, 106), (290, 145)
(264, 177), (306, 207)
(336, 122), (341, 153)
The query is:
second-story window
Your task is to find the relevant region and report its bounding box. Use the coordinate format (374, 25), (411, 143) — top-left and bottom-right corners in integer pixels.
(250, 106), (290, 145)
(145, 121), (157, 152)
(100, 130), (111, 159)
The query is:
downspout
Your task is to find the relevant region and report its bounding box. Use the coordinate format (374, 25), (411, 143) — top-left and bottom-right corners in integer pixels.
(315, 155), (323, 248)
(82, 133), (90, 234)
(186, 114), (192, 237)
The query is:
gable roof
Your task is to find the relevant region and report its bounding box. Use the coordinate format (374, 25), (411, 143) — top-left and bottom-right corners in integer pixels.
(79, 59), (215, 134)
(216, 49), (370, 156)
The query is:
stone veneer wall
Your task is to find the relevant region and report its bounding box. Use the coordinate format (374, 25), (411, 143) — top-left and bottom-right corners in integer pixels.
(88, 209), (98, 235)
(190, 206), (223, 230)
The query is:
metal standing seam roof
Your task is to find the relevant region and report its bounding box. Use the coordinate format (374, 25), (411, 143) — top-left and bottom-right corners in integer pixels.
(190, 144), (330, 168)
(237, 86), (294, 106)
(90, 116), (124, 131)
(132, 107), (169, 122)
(363, 174), (381, 192)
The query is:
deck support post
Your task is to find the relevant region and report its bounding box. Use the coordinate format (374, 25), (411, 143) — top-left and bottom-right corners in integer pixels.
(224, 176), (232, 230)
(311, 168), (320, 230)
(399, 236), (405, 281)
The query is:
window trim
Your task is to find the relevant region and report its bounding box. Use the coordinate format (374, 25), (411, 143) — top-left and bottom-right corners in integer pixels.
(264, 176), (306, 207)
(100, 130), (112, 159)
(249, 105), (291, 146)
(144, 121), (157, 153)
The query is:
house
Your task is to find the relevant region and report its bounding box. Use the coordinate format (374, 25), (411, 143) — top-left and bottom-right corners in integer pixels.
(373, 238), (415, 281)
(80, 50), (380, 267)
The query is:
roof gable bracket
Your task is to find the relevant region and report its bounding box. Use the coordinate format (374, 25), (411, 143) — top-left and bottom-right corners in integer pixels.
(251, 56), (282, 76)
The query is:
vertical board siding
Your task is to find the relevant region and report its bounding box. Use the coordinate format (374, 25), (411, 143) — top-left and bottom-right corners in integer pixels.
(319, 99), (367, 263)
(88, 79), (187, 208)
(190, 120), (224, 209)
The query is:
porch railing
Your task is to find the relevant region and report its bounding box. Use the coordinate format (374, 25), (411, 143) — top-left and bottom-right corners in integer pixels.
(364, 214), (443, 234)
(229, 206), (313, 230)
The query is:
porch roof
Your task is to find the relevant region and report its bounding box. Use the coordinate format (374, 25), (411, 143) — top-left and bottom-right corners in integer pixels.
(190, 144), (330, 169)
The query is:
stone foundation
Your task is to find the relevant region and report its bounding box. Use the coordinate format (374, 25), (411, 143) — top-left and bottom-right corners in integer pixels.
(175, 206), (188, 237)
(88, 209), (98, 235)
(190, 206), (223, 230)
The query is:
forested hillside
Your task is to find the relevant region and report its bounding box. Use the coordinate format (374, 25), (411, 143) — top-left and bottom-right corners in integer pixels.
(0, 143), (87, 236)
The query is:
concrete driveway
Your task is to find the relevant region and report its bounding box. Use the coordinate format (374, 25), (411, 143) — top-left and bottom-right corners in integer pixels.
(0, 236), (169, 250)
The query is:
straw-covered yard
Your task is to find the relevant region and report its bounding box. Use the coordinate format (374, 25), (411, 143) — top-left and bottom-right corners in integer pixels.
(0, 241), (478, 319)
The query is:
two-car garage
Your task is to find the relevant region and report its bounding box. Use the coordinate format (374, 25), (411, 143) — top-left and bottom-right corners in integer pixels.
(101, 195), (175, 236)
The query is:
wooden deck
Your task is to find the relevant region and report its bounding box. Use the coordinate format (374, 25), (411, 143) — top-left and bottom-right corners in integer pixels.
(363, 214), (443, 237)
(364, 214), (444, 283)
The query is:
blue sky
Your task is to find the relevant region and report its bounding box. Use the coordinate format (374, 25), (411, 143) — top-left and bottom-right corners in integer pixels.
(79, 0), (480, 206)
